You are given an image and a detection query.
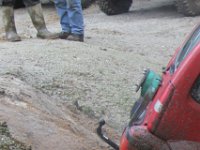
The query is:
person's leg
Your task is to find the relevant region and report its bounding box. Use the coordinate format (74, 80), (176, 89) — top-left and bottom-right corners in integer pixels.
(54, 0), (71, 39)
(0, 0), (21, 42)
(66, 0), (84, 42)
(24, 0), (58, 39)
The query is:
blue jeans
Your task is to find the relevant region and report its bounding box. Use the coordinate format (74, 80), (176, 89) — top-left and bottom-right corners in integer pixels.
(54, 0), (84, 35)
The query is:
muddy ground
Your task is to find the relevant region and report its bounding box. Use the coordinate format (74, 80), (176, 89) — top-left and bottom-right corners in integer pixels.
(0, 0), (200, 149)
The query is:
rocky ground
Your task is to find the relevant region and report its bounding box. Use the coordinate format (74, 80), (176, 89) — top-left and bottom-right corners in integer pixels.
(0, 0), (200, 149)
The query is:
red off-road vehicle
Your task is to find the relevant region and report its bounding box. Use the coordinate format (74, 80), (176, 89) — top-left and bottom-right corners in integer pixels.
(97, 24), (200, 150)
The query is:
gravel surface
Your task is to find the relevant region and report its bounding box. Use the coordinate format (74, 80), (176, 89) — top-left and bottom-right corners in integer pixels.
(0, 0), (200, 149)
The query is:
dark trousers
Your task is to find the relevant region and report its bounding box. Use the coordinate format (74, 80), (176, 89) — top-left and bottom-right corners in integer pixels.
(1, 0), (39, 7)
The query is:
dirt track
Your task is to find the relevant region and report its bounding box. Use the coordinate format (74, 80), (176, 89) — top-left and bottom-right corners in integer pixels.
(0, 0), (200, 149)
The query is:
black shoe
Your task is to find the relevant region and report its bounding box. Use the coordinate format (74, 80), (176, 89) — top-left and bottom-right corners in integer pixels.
(67, 34), (84, 42)
(59, 32), (70, 39)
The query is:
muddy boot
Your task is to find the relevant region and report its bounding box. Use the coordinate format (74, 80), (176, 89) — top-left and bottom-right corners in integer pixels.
(27, 4), (58, 39)
(1, 6), (21, 42)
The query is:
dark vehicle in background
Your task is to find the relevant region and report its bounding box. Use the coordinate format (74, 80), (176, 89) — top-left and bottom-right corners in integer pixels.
(14, 0), (94, 9)
(96, 0), (200, 16)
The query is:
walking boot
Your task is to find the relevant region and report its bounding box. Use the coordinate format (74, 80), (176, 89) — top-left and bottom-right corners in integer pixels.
(1, 6), (21, 42)
(26, 4), (58, 39)
(67, 34), (84, 42)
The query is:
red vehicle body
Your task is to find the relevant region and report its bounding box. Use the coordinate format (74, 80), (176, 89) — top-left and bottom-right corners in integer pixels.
(120, 24), (200, 150)
(97, 24), (200, 150)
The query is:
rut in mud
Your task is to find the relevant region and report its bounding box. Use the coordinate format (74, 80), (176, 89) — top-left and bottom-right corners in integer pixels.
(0, 75), (118, 150)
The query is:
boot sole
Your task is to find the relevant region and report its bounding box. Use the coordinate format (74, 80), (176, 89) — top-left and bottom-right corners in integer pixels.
(7, 38), (21, 42)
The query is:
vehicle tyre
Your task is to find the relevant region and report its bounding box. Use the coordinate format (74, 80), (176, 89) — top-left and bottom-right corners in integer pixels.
(176, 0), (200, 16)
(81, 0), (94, 9)
(97, 0), (132, 15)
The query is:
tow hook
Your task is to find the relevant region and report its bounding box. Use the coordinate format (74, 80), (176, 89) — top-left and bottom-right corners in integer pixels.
(96, 119), (119, 150)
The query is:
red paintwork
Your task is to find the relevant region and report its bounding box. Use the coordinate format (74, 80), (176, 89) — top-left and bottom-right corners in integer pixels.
(120, 24), (200, 150)
(154, 44), (200, 142)
(120, 131), (129, 150)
